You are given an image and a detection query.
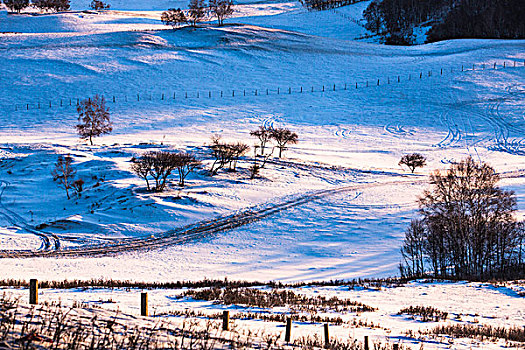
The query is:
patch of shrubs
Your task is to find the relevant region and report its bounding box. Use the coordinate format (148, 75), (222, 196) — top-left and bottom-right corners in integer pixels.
(397, 305), (448, 322)
(181, 286), (376, 312)
(426, 323), (525, 343)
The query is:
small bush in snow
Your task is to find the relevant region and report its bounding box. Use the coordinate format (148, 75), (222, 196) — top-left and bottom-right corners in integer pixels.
(71, 178), (84, 197)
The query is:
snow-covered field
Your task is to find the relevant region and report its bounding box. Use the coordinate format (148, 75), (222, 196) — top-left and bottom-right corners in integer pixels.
(0, 0), (524, 347)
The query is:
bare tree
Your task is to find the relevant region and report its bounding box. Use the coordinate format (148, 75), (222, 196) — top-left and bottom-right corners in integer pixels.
(131, 154), (155, 191)
(148, 151), (182, 192)
(229, 142), (249, 171)
(209, 0), (233, 26)
(161, 8), (187, 27)
(175, 152), (201, 187)
(52, 155), (76, 199)
(3, 0), (29, 13)
(209, 135), (232, 175)
(270, 128), (298, 158)
(76, 95), (112, 145)
(188, 0), (206, 26)
(399, 153), (426, 173)
(208, 136), (249, 174)
(250, 125), (272, 156)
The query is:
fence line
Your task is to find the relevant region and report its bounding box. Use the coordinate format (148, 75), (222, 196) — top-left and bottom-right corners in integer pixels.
(23, 282), (392, 348)
(10, 59), (525, 113)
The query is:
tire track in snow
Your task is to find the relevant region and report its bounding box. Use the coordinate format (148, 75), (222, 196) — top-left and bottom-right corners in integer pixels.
(0, 177), (425, 258)
(0, 180), (60, 251)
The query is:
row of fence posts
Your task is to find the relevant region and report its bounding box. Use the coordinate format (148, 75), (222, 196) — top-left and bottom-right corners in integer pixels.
(27, 279), (390, 349)
(12, 60), (525, 112)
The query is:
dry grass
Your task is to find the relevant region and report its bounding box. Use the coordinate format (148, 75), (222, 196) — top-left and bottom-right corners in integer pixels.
(180, 287), (376, 313)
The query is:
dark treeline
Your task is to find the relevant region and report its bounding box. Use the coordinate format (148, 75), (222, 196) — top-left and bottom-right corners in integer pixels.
(300, 0), (366, 12)
(363, 0), (525, 45)
(427, 0), (525, 43)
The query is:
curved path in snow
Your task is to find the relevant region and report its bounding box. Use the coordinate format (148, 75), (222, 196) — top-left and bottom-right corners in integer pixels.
(0, 180), (61, 251)
(0, 176), (424, 258)
(0, 167), (522, 259)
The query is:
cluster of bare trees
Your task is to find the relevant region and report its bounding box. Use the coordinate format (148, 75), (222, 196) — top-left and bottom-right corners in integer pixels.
(89, 0), (109, 10)
(209, 136), (250, 175)
(206, 126), (298, 178)
(400, 157), (525, 280)
(131, 151), (201, 192)
(3, 0), (70, 13)
(161, 0), (234, 28)
(250, 126), (298, 159)
(52, 156), (84, 199)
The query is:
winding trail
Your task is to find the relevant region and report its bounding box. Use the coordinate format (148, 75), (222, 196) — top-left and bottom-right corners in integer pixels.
(0, 177), (425, 259)
(0, 164), (523, 259)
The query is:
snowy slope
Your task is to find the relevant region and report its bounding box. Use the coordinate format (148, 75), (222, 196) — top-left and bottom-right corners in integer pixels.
(0, 0), (524, 283)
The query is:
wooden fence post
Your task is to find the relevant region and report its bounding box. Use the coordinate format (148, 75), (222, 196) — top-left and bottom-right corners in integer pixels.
(285, 317), (292, 342)
(141, 292), (148, 316)
(222, 310), (230, 331)
(364, 335), (369, 350)
(29, 279), (38, 305)
(393, 344), (399, 350)
(324, 323), (329, 347)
